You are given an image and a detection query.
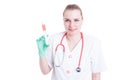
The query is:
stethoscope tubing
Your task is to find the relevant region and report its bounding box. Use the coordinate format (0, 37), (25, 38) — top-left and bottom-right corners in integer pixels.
(54, 32), (84, 72)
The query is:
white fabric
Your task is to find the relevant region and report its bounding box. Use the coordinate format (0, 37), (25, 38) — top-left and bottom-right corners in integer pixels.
(46, 32), (106, 80)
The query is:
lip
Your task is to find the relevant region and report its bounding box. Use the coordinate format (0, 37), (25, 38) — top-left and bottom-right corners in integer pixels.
(68, 28), (77, 32)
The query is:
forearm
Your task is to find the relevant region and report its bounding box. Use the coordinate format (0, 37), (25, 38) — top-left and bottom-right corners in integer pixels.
(39, 57), (51, 75)
(92, 72), (100, 80)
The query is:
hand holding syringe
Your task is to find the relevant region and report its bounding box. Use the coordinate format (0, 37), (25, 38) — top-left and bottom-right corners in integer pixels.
(36, 23), (49, 58)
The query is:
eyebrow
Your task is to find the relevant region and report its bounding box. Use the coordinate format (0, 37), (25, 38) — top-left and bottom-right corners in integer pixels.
(64, 18), (80, 20)
(63, 18), (69, 19)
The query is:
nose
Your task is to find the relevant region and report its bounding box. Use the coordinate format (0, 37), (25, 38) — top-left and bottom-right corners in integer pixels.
(69, 21), (74, 28)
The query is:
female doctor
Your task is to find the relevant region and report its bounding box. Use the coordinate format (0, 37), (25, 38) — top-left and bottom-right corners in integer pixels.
(36, 4), (106, 80)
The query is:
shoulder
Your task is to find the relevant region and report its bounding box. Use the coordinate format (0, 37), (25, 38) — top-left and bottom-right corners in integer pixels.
(82, 33), (102, 47)
(48, 31), (66, 43)
(83, 33), (103, 57)
(50, 31), (66, 39)
(83, 33), (101, 43)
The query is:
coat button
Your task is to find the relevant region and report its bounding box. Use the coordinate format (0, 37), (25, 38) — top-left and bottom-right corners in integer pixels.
(68, 55), (72, 58)
(66, 70), (70, 74)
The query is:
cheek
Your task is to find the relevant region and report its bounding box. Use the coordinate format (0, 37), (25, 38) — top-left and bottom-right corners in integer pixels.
(64, 25), (67, 30)
(77, 21), (83, 27)
(77, 23), (81, 27)
(64, 22), (69, 28)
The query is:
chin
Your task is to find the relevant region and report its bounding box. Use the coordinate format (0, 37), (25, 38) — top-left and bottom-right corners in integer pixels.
(67, 31), (76, 36)
(67, 30), (80, 35)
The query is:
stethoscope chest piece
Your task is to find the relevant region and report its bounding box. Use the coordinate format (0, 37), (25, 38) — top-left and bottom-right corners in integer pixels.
(76, 67), (81, 72)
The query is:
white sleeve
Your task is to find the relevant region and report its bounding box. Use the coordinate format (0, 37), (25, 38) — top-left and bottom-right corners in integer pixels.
(91, 39), (107, 73)
(45, 36), (54, 69)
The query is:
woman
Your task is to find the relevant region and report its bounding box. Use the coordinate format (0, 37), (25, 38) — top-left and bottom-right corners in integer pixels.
(37, 4), (106, 80)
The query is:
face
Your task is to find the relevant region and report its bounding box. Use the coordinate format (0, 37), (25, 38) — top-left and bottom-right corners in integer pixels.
(63, 10), (83, 36)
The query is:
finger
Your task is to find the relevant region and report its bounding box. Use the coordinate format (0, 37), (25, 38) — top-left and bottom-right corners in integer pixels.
(41, 36), (45, 40)
(37, 36), (45, 42)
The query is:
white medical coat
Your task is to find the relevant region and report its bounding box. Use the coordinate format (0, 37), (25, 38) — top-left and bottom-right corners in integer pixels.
(46, 32), (106, 80)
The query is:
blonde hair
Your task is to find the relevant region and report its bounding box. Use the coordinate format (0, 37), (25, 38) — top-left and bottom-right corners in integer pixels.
(63, 4), (83, 19)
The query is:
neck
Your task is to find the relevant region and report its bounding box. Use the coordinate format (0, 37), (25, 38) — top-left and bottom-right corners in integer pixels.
(66, 32), (81, 42)
(66, 32), (82, 52)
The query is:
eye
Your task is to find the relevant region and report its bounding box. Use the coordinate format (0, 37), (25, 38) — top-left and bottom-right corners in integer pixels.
(64, 19), (70, 22)
(74, 19), (80, 22)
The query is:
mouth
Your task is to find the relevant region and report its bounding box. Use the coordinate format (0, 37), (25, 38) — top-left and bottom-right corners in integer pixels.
(68, 28), (77, 32)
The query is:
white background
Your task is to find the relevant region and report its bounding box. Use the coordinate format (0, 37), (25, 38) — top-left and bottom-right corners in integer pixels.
(0, 0), (120, 80)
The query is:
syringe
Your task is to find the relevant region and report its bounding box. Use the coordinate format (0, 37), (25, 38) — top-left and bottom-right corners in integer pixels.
(42, 24), (49, 45)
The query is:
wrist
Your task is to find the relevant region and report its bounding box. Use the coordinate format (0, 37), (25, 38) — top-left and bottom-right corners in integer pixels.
(38, 51), (46, 58)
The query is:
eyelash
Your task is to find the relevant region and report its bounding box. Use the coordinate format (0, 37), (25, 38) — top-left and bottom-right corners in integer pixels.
(65, 19), (70, 22)
(64, 19), (80, 22)
(75, 19), (79, 22)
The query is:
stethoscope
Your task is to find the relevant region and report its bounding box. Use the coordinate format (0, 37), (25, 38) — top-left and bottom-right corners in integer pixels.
(54, 32), (84, 72)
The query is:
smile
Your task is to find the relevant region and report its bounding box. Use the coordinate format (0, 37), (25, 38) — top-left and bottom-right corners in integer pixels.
(68, 29), (77, 31)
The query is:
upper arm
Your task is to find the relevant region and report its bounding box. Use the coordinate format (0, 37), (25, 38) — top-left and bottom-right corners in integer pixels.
(91, 39), (106, 72)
